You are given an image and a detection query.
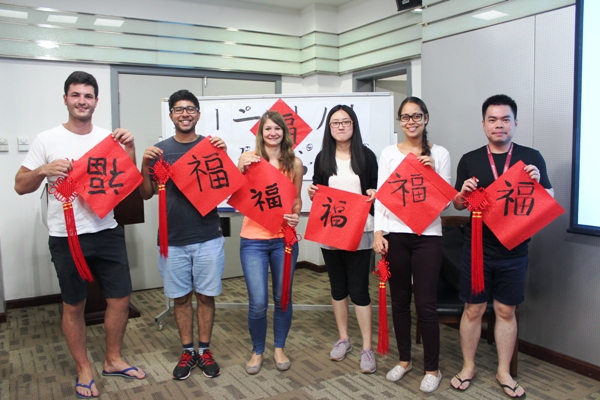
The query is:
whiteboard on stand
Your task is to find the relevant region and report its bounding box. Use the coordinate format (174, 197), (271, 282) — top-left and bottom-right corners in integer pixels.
(161, 92), (395, 211)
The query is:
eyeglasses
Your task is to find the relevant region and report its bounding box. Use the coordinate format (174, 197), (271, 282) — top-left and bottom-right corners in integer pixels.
(329, 120), (352, 128)
(399, 113), (424, 123)
(171, 106), (199, 115)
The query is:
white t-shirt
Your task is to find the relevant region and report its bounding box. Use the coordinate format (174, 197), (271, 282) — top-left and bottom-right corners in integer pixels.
(374, 144), (452, 236)
(22, 124), (118, 237)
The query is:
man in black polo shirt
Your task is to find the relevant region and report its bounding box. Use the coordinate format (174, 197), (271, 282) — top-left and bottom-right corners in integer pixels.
(450, 94), (554, 398)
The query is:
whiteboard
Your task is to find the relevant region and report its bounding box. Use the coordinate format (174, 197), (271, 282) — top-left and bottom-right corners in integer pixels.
(161, 92), (395, 211)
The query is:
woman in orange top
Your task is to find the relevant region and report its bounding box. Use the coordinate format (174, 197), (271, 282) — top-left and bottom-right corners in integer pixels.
(237, 110), (303, 375)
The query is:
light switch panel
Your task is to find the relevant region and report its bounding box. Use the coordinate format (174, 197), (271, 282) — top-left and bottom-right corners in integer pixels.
(0, 137), (8, 152)
(18, 136), (29, 152)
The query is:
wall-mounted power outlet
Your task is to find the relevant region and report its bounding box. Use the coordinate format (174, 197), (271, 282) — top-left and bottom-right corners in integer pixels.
(17, 136), (29, 152)
(0, 137), (8, 152)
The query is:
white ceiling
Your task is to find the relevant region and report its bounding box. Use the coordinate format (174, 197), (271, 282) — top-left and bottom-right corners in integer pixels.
(209, 0), (355, 11)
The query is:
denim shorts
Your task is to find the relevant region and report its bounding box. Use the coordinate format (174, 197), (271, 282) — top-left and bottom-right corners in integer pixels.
(459, 246), (528, 306)
(158, 236), (225, 298)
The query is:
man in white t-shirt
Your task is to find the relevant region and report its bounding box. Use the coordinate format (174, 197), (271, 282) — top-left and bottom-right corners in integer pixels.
(14, 71), (146, 399)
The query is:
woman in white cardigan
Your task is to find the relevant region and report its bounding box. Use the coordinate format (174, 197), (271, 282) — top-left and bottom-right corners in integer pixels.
(373, 97), (451, 393)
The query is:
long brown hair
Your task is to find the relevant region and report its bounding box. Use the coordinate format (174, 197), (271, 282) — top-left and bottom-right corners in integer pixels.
(255, 110), (296, 175)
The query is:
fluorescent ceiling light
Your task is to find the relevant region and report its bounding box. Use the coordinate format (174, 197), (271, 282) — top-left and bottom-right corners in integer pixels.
(226, 28), (239, 32)
(472, 10), (508, 21)
(37, 40), (59, 49)
(411, 8), (423, 14)
(94, 18), (124, 27)
(0, 9), (28, 19)
(48, 15), (78, 24)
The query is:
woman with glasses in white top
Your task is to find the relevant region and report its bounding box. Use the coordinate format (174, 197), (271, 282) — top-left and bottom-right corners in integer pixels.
(308, 105), (378, 374)
(373, 97), (451, 393)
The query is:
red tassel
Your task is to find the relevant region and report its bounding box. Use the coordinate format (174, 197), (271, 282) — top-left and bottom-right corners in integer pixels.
(63, 202), (94, 282)
(158, 184), (168, 258)
(373, 255), (391, 355)
(377, 282), (389, 355)
(471, 211), (484, 294)
(149, 157), (173, 259)
(280, 225), (299, 312)
(462, 187), (492, 296)
(49, 177), (93, 282)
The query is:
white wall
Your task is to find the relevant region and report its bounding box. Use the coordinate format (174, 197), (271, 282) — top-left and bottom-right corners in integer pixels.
(0, 65), (373, 298)
(0, 0), (419, 301)
(410, 58), (421, 97)
(423, 6), (600, 367)
(0, 59), (112, 300)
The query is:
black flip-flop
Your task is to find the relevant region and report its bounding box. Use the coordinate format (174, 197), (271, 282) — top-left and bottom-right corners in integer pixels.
(496, 379), (526, 398)
(450, 374), (473, 391)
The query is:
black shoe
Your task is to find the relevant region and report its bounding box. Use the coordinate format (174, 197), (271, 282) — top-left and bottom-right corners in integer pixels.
(172, 350), (197, 380)
(197, 349), (221, 378)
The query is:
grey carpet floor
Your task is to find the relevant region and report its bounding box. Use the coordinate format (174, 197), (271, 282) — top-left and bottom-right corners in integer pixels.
(2, 268), (600, 399)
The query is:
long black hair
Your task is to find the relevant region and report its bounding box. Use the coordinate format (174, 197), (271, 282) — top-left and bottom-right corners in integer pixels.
(318, 104), (366, 177)
(398, 96), (431, 157)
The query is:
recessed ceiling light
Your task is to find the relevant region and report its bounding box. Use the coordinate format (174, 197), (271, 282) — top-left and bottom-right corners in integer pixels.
(0, 9), (28, 19)
(473, 10), (508, 21)
(48, 15), (78, 24)
(94, 18), (124, 27)
(37, 40), (59, 49)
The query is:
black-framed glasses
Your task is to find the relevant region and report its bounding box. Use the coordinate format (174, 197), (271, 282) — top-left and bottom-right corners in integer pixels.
(399, 113), (424, 123)
(171, 106), (199, 115)
(329, 120), (352, 128)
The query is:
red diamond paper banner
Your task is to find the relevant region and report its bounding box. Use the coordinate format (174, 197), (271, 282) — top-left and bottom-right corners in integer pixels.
(70, 135), (143, 219)
(250, 98), (312, 149)
(304, 185), (371, 251)
(169, 137), (245, 216)
(376, 152), (457, 234)
(482, 160), (565, 250)
(227, 158), (296, 233)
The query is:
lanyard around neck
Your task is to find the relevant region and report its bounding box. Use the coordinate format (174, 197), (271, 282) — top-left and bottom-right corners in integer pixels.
(486, 142), (513, 180)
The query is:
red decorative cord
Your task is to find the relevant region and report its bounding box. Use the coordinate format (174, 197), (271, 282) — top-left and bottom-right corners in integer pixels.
(49, 177), (93, 282)
(149, 157), (172, 258)
(373, 254), (391, 355)
(280, 224), (300, 312)
(462, 187), (492, 295)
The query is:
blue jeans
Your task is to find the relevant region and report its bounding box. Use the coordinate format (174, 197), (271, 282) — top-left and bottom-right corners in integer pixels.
(240, 237), (298, 354)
